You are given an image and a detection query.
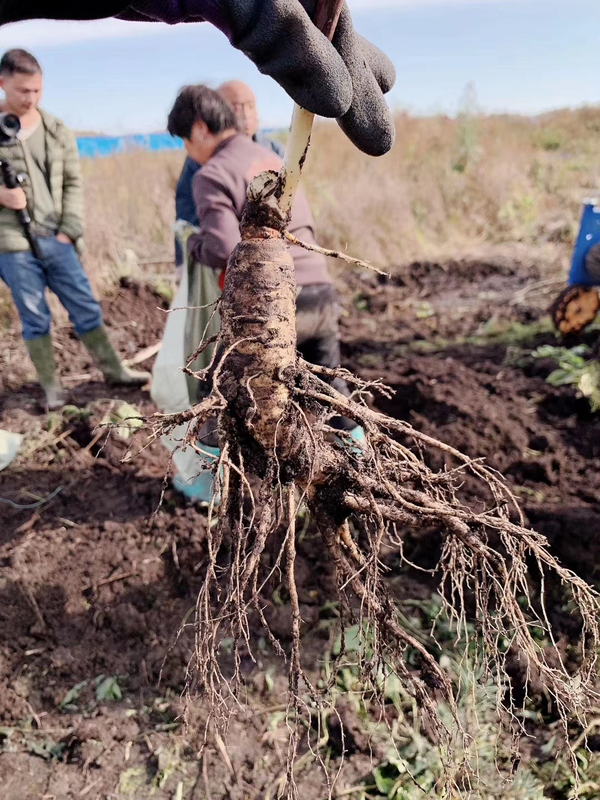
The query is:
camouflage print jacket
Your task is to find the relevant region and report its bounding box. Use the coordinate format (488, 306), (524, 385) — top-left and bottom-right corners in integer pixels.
(0, 108), (84, 253)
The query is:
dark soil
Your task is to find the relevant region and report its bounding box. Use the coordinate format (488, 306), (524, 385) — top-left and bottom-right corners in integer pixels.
(0, 259), (599, 799)
(338, 259), (600, 579)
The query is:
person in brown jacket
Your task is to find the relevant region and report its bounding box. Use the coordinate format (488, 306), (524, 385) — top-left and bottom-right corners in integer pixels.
(166, 85), (364, 502)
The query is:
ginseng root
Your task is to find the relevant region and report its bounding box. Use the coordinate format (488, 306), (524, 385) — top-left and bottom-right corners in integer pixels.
(151, 170), (600, 796)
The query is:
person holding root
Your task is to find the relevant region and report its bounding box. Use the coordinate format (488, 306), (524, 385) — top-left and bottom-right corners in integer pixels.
(167, 84), (365, 503)
(0, 49), (150, 411)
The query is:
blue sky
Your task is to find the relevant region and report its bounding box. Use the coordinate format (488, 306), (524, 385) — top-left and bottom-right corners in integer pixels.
(0, 0), (598, 134)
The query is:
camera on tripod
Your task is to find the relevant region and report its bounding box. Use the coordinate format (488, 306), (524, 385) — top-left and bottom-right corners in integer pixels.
(0, 112), (21, 145)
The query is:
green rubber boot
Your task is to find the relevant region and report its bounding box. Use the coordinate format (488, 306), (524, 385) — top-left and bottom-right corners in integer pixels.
(25, 335), (68, 412)
(80, 326), (151, 386)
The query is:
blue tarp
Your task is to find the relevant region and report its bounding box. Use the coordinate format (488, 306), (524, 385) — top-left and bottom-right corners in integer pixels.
(76, 128), (283, 159)
(76, 132), (184, 159)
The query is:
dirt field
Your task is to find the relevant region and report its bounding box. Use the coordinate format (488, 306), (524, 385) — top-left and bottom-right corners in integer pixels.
(1, 253), (599, 799)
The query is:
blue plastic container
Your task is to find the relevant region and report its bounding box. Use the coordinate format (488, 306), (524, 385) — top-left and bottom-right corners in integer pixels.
(568, 200), (600, 286)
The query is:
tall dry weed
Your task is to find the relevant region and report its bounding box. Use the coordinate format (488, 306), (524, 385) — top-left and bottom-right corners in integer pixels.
(302, 106), (600, 268)
(81, 149), (184, 292)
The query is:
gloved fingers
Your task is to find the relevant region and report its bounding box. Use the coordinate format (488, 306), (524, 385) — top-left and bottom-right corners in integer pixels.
(336, 74), (396, 156)
(332, 6), (396, 155)
(255, 1), (395, 155)
(359, 35), (396, 95)
(225, 0), (354, 119)
(121, 0), (206, 23)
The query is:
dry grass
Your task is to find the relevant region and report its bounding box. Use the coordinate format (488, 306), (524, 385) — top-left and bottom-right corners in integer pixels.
(81, 149), (184, 293)
(303, 105), (600, 267)
(2, 104), (600, 314)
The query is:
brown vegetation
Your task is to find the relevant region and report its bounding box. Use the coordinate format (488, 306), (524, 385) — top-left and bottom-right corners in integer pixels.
(71, 105), (600, 296)
(307, 106), (600, 266)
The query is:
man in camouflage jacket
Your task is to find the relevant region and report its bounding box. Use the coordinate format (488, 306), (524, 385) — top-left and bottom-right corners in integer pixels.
(0, 48), (150, 410)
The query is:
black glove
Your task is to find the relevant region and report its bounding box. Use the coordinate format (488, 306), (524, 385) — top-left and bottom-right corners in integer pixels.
(174, 0), (396, 156)
(208, 0), (396, 156)
(2, 0), (396, 156)
(327, 4), (396, 155)
(1, 0), (131, 22)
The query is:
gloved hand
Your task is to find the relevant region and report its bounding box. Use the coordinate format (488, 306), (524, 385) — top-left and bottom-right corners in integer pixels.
(126, 0), (396, 155)
(3, 0), (396, 156)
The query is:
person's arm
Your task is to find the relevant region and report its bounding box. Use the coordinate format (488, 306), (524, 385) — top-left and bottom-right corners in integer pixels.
(191, 172), (241, 272)
(174, 157), (202, 266)
(176, 157), (201, 226)
(58, 126), (84, 242)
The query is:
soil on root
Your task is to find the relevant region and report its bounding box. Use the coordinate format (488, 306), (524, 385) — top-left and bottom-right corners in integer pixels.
(0, 260), (599, 798)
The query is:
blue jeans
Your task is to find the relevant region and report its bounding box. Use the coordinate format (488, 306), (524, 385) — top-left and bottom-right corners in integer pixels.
(0, 237), (103, 341)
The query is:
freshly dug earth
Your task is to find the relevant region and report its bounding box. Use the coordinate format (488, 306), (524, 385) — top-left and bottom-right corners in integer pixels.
(0, 259), (599, 799)
(338, 258), (600, 580)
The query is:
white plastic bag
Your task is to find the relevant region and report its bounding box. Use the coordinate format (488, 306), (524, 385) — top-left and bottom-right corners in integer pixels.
(0, 429), (22, 471)
(150, 265), (190, 414)
(151, 262), (204, 484)
(151, 221), (221, 485)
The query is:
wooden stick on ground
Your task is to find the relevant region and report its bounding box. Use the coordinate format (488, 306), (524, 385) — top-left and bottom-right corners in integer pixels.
(123, 341), (161, 367)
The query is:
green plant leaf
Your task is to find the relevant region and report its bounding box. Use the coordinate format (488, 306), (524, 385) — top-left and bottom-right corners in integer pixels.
(265, 670), (275, 693)
(60, 679), (89, 710)
(96, 676), (122, 702)
(102, 402), (143, 442)
(332, 624), (361, 657)
(119, 767), (147, 796)
(415, 301), (435, 320)
(373, 763), (398, 795)
(28, 739), (66, 760)
(547, 368), (581, 387)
